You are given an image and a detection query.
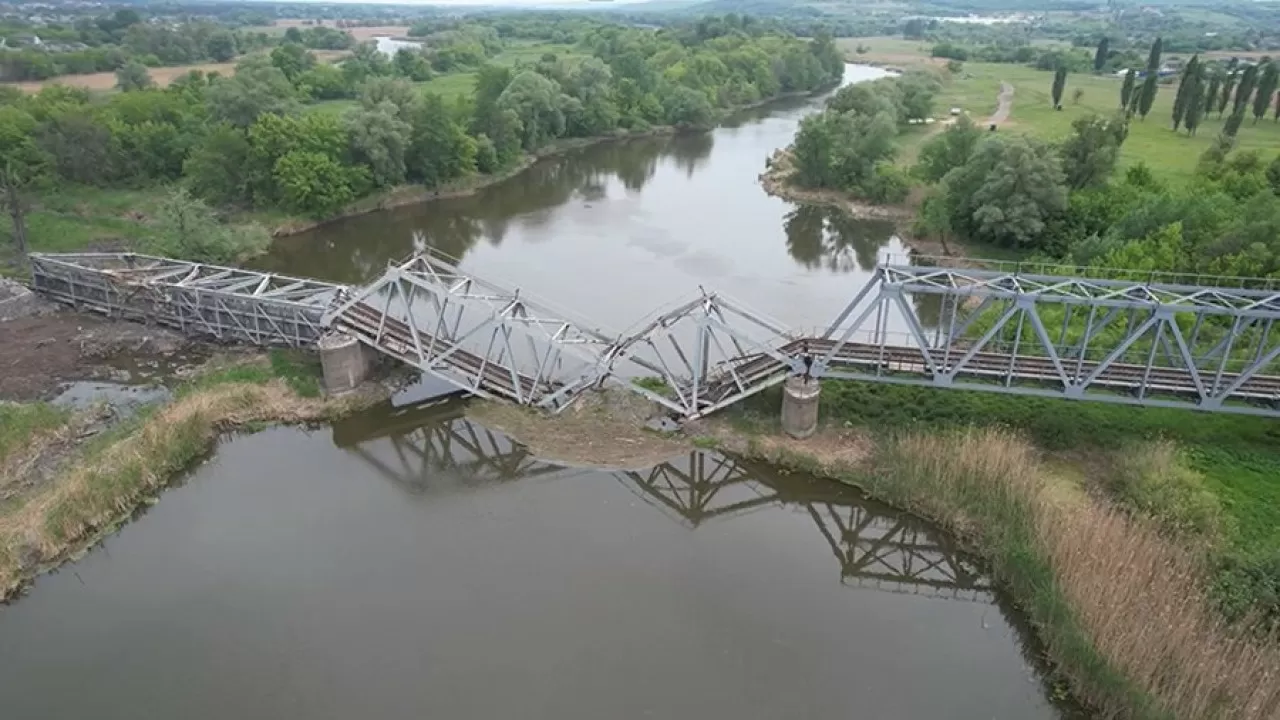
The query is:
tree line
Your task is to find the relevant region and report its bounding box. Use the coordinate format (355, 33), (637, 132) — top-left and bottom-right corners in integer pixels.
(0, 17), (845, 261)
(0, 8), (301, 82)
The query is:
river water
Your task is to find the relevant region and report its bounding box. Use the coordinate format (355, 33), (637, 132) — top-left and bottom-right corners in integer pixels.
(0, 65), (1077, 718)
(256, 64), (910, 335)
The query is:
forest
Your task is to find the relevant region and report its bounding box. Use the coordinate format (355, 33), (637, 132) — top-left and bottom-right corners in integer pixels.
(0, 16), (844, 263)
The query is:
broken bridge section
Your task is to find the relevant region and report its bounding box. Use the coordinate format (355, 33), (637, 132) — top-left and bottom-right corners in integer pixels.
(323, 250), (621, 412)
(30, 252), (346, 347)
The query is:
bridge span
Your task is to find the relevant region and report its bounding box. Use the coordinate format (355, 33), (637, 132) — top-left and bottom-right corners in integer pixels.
(28, 250), (1280, 420)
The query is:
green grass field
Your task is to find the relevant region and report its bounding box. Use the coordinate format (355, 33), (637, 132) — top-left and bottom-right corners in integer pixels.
(841, 39), (1280, 183)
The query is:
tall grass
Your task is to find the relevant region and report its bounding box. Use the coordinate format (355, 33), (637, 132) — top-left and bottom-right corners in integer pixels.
(0, 402), (70, 466)
(867, 428), (1280, 720)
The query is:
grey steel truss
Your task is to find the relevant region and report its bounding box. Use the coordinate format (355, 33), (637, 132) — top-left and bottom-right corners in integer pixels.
(29, 252), (345, 347)
(803, 261), (1280, 416)
(323, 250), (620, 411)
(615, 451), (991, 601)
(28, 250), (1280, 418)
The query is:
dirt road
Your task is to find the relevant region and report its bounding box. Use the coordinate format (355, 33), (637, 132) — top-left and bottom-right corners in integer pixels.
(989, 82), (1015, 125)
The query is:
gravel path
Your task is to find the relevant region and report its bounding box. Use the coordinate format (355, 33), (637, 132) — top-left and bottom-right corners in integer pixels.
(989, 81), (1015, 125)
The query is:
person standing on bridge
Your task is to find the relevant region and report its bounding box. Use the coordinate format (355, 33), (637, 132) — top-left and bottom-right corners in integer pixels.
(799, 341), (814, 384)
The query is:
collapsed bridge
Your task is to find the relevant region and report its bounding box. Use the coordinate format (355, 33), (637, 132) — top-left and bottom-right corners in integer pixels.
(29, 249), (1280, 422)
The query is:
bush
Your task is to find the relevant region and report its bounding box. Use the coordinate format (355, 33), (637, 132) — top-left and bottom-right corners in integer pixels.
(1213, 551), (1280, 634)
(1104, 441), (1225, 540)
(865, 162), (911, 203)
(147, 188), (270, 263)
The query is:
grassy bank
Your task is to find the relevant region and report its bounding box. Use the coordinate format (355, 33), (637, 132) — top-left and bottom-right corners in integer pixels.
(0, 352), (381, 601)
(728, 407), (1280, 719)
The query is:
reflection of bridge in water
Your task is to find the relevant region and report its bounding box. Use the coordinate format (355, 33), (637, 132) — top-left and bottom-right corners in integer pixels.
(332, 399), (991, 603)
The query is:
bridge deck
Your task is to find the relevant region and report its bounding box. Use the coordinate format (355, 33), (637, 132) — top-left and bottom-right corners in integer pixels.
(702, 338), (1280, 409)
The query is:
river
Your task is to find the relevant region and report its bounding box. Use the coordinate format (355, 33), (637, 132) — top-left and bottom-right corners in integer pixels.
(0, 65), (1077, 718)
(256, 64), (911, 334)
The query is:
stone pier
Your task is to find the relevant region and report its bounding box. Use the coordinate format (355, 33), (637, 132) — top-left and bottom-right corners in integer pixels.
(781, 375), (820, 439)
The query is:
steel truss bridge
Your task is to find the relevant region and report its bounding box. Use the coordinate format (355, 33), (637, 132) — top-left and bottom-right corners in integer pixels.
(332, 398), (989, 602)
(30, 250), (1280, 419)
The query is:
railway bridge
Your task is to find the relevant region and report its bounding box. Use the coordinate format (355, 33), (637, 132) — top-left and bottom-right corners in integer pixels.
(28, 249), (1280, 422)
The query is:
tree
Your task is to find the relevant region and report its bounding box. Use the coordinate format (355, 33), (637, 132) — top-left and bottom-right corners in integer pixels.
(1093, 37), (1110, 73)
(270, 43), (316, 83)
(1219, 70), (1237, 117)
(183, 124), (252, 206)
(406, 93), (476, 186)
(359, 77), (416, 116)
(393, 48), (433, 82)
(1224, 105), (1247, 138)
(661, 85), (714, 128)
(496, 71), (565, 149)
(1252, 62), (1278, 124)
(1120, 68), (1137, 109)
(150, 188), (269, 263)
(345, 102), (412, 188)
(791, 108), (898, 195)
(1172, 55), (1200, 131)
(272, 150), (359, 218)
(0, 106), (49, 257)
(1203, 72), (1222, 117)
(1061, 113), (1127, 189)
(941, 134), (1068, 249)
(206, 56), (298, 128)
(915, 114), (982, 183)
(1146, 37), (1163, 74)
(1184, 70), (1206, 135)
(1051, 66), (1068, 109)
(1233, 63), (1259, 115)
(206, 30), (237, 63)
(1137, 36), (1162, 120)
(36, 110), (116, 185)
(115, 61), (153, 92)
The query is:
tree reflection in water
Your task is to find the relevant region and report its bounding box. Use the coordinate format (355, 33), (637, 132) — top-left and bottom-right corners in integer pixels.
(252, 132), (715, 284)
(782, 204), (898, 273)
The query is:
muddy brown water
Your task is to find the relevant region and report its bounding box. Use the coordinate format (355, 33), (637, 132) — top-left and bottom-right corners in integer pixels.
(254, 65), (915, 335)
(0, 66), (1079, 718)
(0, 398), (1075, 718)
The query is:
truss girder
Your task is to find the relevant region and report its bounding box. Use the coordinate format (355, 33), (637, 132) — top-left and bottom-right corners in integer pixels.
(793, 263), (1280, 416)
(29, 252), (344, 347)
(29, 251), (1280, 418)
(323, 251), (621, 411)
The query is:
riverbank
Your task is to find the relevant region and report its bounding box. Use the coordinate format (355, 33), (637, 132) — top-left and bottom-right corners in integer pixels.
(0, 353), (388, 601)
(462, 385), (1280, 720)
(268, 87), (833, 239)
(266, 126), (681, 238)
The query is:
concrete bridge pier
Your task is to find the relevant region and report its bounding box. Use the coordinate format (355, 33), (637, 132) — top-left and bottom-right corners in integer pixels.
(781, 375), (820, 439)
(319, 332), (375, 395)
